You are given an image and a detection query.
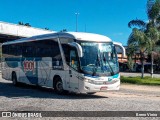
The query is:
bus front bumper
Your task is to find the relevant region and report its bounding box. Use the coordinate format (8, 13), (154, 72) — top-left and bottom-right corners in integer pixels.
(79, 80), (120, 93)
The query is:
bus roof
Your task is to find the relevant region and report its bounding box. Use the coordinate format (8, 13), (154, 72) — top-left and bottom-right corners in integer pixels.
(67, 32), (112, 42)
(2, 32), (112, 45)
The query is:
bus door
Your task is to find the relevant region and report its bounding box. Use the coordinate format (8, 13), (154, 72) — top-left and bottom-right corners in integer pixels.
(68, 48), (79, 92)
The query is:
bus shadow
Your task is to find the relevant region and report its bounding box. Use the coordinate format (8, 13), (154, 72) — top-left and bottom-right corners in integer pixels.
(0, 81), (108, 99)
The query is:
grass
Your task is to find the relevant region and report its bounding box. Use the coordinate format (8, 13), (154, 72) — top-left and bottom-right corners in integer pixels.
(121, 76), (160, 86)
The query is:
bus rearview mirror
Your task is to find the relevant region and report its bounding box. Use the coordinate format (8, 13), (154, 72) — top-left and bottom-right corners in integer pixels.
(113, 42), (126, 58)
(68, 42), (83, 57)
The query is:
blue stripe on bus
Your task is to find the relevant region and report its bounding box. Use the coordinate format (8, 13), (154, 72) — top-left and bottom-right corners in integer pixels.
(26, 76), (38, 84)
(113, 74), (119, 78)
(19, 76), (38, 84)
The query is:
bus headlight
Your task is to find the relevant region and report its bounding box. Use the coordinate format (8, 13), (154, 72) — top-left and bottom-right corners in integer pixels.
(85, 79), (94, 84)
(86, 79), (104, 85)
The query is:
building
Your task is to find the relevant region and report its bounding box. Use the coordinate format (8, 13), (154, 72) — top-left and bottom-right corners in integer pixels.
(0, 21), (54, 43)
(116, 45), (160, 73)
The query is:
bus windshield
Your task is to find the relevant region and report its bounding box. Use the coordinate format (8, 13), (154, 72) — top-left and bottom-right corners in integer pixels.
(78, 42), (119, 76)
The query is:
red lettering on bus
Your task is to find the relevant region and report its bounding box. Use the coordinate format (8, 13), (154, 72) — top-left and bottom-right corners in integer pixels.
(23, 60), (35, 72)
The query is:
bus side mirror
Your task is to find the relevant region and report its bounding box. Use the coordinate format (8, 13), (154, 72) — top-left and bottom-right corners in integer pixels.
(113, 42), (126, 58)
(68, 42), (83, 57)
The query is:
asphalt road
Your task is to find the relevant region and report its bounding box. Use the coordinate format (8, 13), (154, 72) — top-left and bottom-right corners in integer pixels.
(0, 75), (160, 120)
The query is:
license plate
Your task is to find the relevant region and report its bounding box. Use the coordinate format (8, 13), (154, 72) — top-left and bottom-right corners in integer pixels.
(100, 87), (108, 90)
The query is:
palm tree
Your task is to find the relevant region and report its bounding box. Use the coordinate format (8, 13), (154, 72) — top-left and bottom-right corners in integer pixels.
(128, 27), (152, 78)
(147, 0), (160, 26)
(127, 44), (137, 71)
(128, 19), (159, 78)
(147, 0), (160, 78)
(147, 0), (156, 16)
(127, 55), (134, 72)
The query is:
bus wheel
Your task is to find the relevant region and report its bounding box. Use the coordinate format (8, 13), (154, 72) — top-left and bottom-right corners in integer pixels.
(12, 72), (18, 86)
(54, 77), (65, 94)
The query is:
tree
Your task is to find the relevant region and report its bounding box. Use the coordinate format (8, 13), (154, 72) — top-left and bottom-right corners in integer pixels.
(128, 0), (160, 78)
(24, 23), (31, 27)
(18, 22), (31, 27)
(147, 0), (160, 27)
(147, 0), (160, 78)
(44, 28), (49, 30)
(128, 22), (160, 78)
(127, 56), (134, 72)
(128, 27), (152, 78)
(60, 29), (67, 32)
(127, 44), (137, 71)
(18, 21), (24, 25)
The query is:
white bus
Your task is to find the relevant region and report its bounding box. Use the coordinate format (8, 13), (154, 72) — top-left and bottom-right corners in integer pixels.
(2, 32), (125, 94)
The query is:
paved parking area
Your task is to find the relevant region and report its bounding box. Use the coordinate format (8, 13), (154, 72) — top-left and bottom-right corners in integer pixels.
(0, 75), (160, 119)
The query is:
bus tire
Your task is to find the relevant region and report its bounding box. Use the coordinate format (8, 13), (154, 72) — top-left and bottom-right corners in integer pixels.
(54, 77), (65, 94)
(12, 72), (18, 86)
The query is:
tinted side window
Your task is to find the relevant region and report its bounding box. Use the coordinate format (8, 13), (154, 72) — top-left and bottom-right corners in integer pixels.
(35, 40), (63, 69)
(35, 40), (60, 58)
(16, 43), (23, 56)
(2, 43), (22, 58)
(2, 45), (9, 58)
(22, 42), (35, 57)
(21, 40), (61, 58)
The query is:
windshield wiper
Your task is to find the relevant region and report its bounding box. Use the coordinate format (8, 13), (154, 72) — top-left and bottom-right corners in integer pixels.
(92, 52), (114, 76)
(102, 53), (114, 76)
(92, 54), (100, 76)
(106, 60), (114, 76)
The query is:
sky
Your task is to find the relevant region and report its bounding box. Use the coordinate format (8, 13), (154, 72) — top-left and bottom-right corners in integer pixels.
(0, 0), (148, 45)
